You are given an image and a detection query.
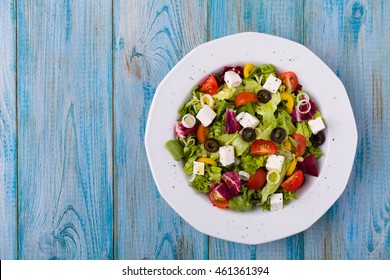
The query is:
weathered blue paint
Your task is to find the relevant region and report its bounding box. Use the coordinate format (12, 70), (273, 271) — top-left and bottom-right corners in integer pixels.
(17, 0), (113, 259)
(113, 0), (209, 260)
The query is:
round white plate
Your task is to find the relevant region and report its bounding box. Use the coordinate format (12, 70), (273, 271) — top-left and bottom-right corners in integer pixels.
(145, 32), (357, 244)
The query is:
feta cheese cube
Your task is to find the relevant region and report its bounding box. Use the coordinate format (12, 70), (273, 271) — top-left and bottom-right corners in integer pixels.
(263, 74), (282, 94)
(270, 193), (283, 211)
(196, 105), (216, 127)
(219, 145), (235, 166)
(193, 161), (205, 175)
(308, 117), (326, 134)
(224, 70), (242, 88)
(235, 112), (260, 128)
(266, 155), (285, 173)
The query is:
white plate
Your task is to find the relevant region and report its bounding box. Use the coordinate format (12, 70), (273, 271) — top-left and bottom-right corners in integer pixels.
(145, 32), (357, 244)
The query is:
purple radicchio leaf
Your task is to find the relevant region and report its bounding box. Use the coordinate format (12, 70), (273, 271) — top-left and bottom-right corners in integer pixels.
(292, 100), (317, 123)
(225, 109), (242, 134)
(221, 66), (244, 77)
(221, 171), (241, 197)
(174, 121), (197, 139)
(297, 154), (319, 177)
(210, 182), (233, 200)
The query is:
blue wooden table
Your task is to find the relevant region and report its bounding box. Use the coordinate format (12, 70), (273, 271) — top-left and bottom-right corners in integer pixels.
(0, 0), (389, 260)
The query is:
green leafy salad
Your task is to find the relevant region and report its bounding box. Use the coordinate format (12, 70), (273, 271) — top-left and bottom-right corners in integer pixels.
(165, 63), (326, 212)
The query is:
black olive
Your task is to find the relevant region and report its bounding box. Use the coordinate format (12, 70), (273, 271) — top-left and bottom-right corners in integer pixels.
(242, 127), (257, 142)
(257, 90), (272, 103)
(310, 131), (325, 146)
(270, 127), (286, 144)
(204, 138), (220, 152)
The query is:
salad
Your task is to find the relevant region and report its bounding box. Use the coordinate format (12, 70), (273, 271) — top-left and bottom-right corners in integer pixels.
(165, 63), (326, 212)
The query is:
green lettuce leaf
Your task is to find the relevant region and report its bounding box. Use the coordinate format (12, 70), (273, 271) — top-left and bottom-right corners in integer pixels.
(261, 158), (291, 203)
(178, 86), (203, 116)
(212, 84), (236, 101)
(218, 133), (250, 157)
(249, 64), (277, 84)
(236, 102), (255, 116)
(188, 165), (223, 193)
(236, 78), (262, 94)
(241, 154), (266, 175)
(229, 187), (254, 212)
(189, 175), (211, 193)
(208, 120), (225, 139)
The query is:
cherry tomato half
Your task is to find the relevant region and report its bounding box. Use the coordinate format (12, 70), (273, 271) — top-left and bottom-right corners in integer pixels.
(281, 170), (305, 191)
(197, 124), (209, 144)
(279, 71), (299, 92)
(291, 133), (307, 157)
(199, 74), (218, 95)
(251, 139), (278, 156)
(209, 189), (230, 209)
(235, 92), (259, 107)
(246, 169), (267, 190)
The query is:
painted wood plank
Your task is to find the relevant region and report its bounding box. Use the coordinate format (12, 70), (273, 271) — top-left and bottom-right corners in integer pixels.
(17, 0), (113, 259)
(0, 0), (17, 260)
(113, 0), (209, 259)
(303, 0), (390, 259)
(208, 0), (305, 260)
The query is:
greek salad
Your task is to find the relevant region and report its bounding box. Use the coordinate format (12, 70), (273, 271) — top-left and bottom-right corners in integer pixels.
(165, 63), (326, 212)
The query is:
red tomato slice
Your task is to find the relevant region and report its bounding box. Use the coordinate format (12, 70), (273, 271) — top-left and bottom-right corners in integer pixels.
(251, 139), (278, 156)
(199, 74), (218, 95)
(209, 189), (230, 209)
(197, 124), (209, 144)
(279, 71), (299, 92)
(281, 170), (305, 191)
(246, 169), (267, 190)
(235, 92), (259, 107)
(291, 133), (307, 157)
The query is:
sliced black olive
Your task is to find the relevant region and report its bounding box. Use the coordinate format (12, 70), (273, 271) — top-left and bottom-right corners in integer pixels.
(204, 138), (220, 152)
(257, 90), (272, 103)
(310, 131), (326, 146)
(270, 127), (286, 144)
(241, 127), (257, 142)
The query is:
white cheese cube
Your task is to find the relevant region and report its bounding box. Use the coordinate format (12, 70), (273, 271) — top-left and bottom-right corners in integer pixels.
(193, 161), (205, 175)
(219, 145), (235, 166)
(236, 112), (260, 128)
(266, 155), (285, 173)
(263, 74), (282, 94)
(224, 70), (242, 88)
(270, 193), (283, 211)
(196, 105), (216, 127)
(308, 117), (326, 134)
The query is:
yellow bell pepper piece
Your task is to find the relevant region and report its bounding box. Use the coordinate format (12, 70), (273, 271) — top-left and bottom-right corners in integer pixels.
(197, 157), (218, 166)
(280, 92), (294, 114)
(243, 63), (255, 78)
(286, 159), (298, 176)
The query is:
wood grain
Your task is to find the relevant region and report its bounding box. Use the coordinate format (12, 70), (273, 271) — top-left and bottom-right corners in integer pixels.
(17, 0), (113, 259)
(113, 0), (209, 259)
(303, 0), (390, 259)
(0, 0), (17, 260)
(207, 0), (305, 260)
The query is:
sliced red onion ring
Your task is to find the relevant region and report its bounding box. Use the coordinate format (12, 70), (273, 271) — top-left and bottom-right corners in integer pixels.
(296, 92), (310, 101)
(297, 99), (312, 114)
